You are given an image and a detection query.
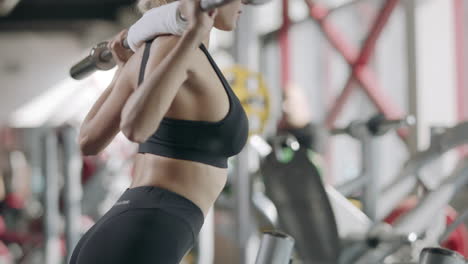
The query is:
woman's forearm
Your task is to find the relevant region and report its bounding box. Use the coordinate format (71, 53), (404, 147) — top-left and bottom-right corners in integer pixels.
(120, 30), (203, 142)
(79, 68), (122, 142)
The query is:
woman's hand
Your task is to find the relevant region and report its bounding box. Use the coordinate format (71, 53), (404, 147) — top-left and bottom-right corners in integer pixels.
(108, 29), (134, 68)
(179, 0), (218, 39)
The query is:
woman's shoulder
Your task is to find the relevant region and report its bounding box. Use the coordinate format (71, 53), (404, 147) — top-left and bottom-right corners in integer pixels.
(150, 35), (183, 51)
(149, 35), (203, 63)
(151, 35), (207, 70)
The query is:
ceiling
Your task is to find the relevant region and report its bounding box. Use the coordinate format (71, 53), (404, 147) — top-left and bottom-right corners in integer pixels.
(0, 0), (135, 24)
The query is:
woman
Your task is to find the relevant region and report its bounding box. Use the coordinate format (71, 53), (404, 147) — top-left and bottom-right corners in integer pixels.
(70, 0), (249, 263)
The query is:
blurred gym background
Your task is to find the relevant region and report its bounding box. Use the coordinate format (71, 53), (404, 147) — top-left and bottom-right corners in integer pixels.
(0, 0), (467, 263)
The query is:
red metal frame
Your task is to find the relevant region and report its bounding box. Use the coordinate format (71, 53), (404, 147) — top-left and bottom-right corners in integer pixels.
(305, 0), (408, 140)
(277, 0), (291, 129)
(276, 0), (408, 180)
(279, 0), (291, 90)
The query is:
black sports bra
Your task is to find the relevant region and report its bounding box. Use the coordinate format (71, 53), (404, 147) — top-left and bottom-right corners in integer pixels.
(137, 40), (249, 168)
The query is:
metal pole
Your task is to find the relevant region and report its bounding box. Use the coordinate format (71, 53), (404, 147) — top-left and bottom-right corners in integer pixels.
(197, 208), (215, 264)
(361, 137), (379, 221)
(377, 121), (468, 220)
(62, 127), (83, 263)
(255, 231), (295, 264)
(233, 149), (252, 264)
(43, 128), (61, 264)
(335, 174), (366, 196)
(234, 6), (257, 263)
(439, 209), (468, 244)
(356, 164), (468, 263)
(419, 248), (466, 264)
(453, 0), (467, 157)
(25, 128), (45, 197)
(355, 0), (400, 66)
(393, 164), (468, 236)
(279, 0), (290, 90)
(404, 0), (420, 154)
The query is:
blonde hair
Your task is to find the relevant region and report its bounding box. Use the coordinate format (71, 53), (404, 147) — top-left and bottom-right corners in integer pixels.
(137, 0), (178, 14)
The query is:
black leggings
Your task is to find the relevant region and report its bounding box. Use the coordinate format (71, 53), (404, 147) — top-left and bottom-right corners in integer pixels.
(69, 186), (204, 264)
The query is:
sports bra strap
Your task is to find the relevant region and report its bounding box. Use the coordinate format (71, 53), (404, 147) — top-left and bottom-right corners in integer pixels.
(137, 39), (210, 87)
(138, 41), (153, 86)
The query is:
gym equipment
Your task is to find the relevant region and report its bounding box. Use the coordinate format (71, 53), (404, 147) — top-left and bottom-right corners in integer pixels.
(70, 0), (272, 80)
(377, 121), (468, 221)
(333, 114), (415, 221)
(252, 190), (279, 229)
(260, 135), (340, 264)
(419, 247), (466, 264)
(440, 208), (468, 255)
(255, 231), (295, 264)
(352, 161), (468, 263)
(384, 198), (468, 257)
(70, 41), (117, 80)
(61, 127), (83, 263)
(42, 129), (61, 264)
(126, 2), (188, 52)
(0, 127), (90, 263)
(224, 66), (271, 136)
(257, 118), (468, 263)
(338, 121), (468, 263)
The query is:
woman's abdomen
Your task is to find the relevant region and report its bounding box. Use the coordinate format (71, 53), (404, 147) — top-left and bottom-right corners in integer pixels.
(131, 153), (228, 216)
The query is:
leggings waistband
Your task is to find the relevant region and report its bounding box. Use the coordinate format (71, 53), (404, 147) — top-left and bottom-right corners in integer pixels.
(112, 186), (205, 237)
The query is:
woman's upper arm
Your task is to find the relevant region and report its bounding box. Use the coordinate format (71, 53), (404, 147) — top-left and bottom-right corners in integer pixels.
(80, 70), (135, 155)
(120, 35), (195, 142)
(144, 36), (194, 79)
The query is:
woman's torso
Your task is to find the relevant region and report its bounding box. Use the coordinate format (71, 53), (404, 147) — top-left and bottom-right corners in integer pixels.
(124, 37), (245, 216)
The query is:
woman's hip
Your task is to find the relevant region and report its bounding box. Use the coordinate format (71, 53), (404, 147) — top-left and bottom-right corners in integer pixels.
(70, 186), (205, 264)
